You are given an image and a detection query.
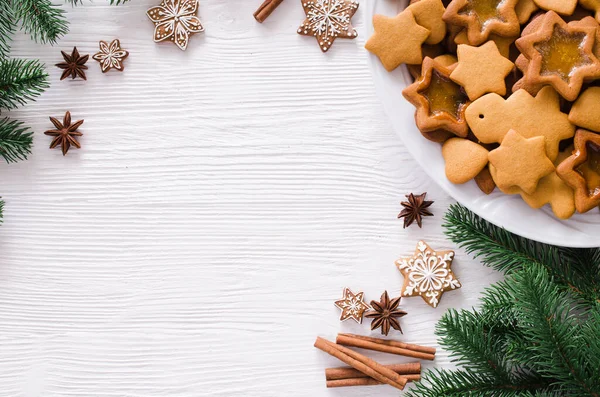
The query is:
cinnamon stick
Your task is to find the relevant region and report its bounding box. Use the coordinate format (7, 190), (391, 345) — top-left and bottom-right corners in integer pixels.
(336, 334), (435, 361)
(326, 374), (421, 388)
(314, 337), (407, 390)
(254, 0), (284, 23)
(338, 333), (437, 355)
(326, 362), (421, 380)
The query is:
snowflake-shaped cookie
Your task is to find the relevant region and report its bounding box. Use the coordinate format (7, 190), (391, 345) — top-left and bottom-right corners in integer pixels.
(334, 287), (370, 323)
(297, 0), (359, 52)
(395, 241), (461, 308)
(147, 0), (204, 51)
(92, 39), (129, 73)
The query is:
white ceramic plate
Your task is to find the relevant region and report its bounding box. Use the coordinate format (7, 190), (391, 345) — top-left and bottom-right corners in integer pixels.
(366, 0), (600, 247)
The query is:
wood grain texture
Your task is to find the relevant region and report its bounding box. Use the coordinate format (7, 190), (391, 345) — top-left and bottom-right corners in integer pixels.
(1, 1), (503, 396)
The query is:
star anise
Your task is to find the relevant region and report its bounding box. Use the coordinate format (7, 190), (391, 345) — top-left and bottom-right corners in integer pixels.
(44, 111), (84, 156)
(56, 47), (89, 80)
(398, 192), (434, 228)
(365, 291), (407, 336)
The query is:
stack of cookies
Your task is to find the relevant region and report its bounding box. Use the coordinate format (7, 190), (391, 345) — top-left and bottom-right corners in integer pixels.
(366, 0), (600, 219)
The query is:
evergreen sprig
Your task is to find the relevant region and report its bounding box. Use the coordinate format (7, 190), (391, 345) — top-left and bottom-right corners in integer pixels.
(0, 2), (16, 59)
(0, 118), (33, 163)
(408, 204), (600, 397)
(0, 58), (49, 111)
(13, 0), (69, 45)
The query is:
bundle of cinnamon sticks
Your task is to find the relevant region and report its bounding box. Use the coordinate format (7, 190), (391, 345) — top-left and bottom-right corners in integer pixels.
(314, 333), (436, 389)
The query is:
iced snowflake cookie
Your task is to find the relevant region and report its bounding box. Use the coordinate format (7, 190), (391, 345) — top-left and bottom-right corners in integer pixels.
(334, 287), (370, 323)
(297, 0), (359, 53)
(92, 39), (128, 73)
(147, 0), (204, 51)
(395, 241), (461, 308)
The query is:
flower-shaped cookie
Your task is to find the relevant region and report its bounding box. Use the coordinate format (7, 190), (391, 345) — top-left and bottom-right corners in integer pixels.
(92, 39), (129, 73)
(443, 0), (520, 46)
(516, 11), (600, 101)
(556, 129), (600, 213)
(147, 0), (204, 51)
(403, 57), (471, 139)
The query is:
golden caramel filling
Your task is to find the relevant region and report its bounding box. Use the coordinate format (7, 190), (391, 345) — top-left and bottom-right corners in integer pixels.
(576, 142), (600, 195)
(535, 26), (591, 82)
(459, 0), (504, 28)
(420, 70), (469, 120)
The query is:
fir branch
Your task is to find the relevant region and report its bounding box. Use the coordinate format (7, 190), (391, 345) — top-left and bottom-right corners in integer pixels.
(0, 1), (16, 59)
(14, 0), (69, 44)
(436, 309), (514, 382)
(510, 264), (600, 397)
(405, 369), (556, 397)
(443, 204), (600, 303)
(0, 58), (48, 111)
(0, 118), (33, 163)
(0, 199), (3, 224)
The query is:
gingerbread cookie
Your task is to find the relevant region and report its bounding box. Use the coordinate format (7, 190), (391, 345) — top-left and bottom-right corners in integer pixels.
(454, 30), (516, 58)
(515, 11), (600, 101)
(366, 10), (430, 71)
(395, 241), (461, 308)
(147, 0), (204, 51)
(334, 288), (370, 323)
(556, 129), (600, 213)
(568, 87), (600, 132)
(407, 0), (447, 45)
(488, 129), (555, 194)
(450, 41), (515, 100)
(443, 0), (520, 46)
(92, 39), (128, 73)
(532, 0), (577, 16)
(442, 137), (489, 184)
(475, 167), (496, 194)
(519, 149), (576, 219)
(297, 0), (359, 52)
(403, 57), (471, 138)
(516, 0), (539, 24)
(465, 87), (575, 161)
(580, 0), (600, 23)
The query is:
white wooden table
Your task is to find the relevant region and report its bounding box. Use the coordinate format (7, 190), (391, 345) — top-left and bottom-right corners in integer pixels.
(2, 1), (502, 395)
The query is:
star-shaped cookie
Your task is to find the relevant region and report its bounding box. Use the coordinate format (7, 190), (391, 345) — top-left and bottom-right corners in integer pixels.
(450, 41), (514, 101)
(334, 288), (370, 323)
(365, 10), (431, 71)
(516, 11), (600, 101)
(297, 0), (359, 53)
(443, 0), (520, 46)
(395, 241), (461, 308)
(556, 129), (600, 213)
(489, 130), (555, 194)
(518, 150), (576, 219)
(533, 0), (577, 15)
(403, 57), (471, 138)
